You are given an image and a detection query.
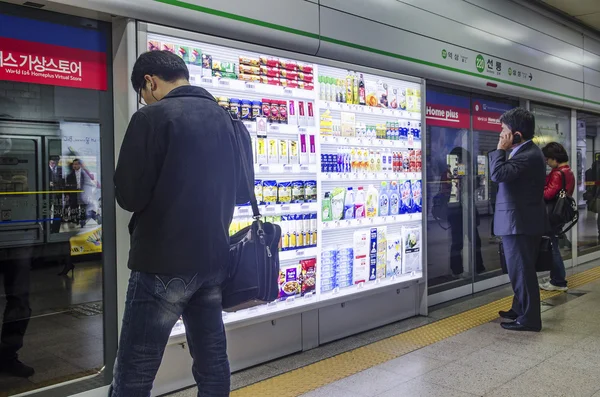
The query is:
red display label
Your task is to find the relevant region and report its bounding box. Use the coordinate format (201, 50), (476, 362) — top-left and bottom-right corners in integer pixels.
(0, 37), (107, 91)
(425, 104), (470, 129)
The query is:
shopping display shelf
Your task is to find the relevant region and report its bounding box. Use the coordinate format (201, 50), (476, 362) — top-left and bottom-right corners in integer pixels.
(189, 73), (315, 101)
(322, 171), (421, 181)
(320, 271), (423, 302)
(254, 163), (317, 175)
(319, 101), (421, 120)
(279, 246), (319, 262)
(320, 135), (421, 149)
(234, 202), (318, 218)
(322, 213), (422, 230)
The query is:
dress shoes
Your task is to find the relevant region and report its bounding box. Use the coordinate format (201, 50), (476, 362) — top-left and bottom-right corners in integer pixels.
(498, 310), (518, 320)
(500, 321), (540, 332)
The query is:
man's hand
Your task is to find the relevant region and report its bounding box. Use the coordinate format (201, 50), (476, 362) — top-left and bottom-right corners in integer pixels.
(497, 130), (513, 151)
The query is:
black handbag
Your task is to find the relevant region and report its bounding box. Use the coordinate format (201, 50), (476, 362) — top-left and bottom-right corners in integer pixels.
(498, 236), (553, 274)
(222, 114), (281, 312)
(547, 170), (578, 236)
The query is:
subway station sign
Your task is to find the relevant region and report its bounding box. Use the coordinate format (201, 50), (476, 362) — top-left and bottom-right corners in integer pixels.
(0, 14), (107, 90)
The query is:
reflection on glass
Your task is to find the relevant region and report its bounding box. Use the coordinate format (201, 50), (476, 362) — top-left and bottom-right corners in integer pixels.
(426, 88), (474, 292)
(0, 120), (103, 395)
(577, 112), (600, 256)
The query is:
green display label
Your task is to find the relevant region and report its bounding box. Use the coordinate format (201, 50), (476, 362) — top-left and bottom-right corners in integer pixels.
(442, 49), (447, 59)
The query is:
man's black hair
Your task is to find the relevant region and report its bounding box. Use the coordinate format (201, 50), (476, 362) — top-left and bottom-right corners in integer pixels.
(499, 107), (536, 140)
(131, 51), (190, 93)
(542, 142), (569, 163)
(49, 155), (60, 162)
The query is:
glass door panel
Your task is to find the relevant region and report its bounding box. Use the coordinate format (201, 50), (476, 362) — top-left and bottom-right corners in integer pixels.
(531, 103), (573, 264)
(426, 88), (473, 295)
(472, 98), (518, 283)
(576, 112), (600, 256)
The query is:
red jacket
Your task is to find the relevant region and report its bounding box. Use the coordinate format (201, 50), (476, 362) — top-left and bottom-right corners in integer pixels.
(544, 165), (575, 201)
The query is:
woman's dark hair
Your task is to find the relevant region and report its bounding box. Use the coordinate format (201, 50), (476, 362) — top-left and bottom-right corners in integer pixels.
(499, 107), (535, 140)
(131, 51), (190, 92)
(542, 142), (569, 163)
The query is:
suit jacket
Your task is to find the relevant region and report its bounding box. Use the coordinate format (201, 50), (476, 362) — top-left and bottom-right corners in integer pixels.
(66, 170), (88, 207)
(489, 140), (548, 236)
(49, 166), (63, 189)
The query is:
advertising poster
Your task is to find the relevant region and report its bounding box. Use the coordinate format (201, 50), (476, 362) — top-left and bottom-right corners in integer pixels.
(58, 122), (102, 256)
(471, 98), (513, 133)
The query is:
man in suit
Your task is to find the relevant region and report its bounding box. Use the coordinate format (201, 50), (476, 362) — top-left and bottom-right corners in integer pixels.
(48, 156), (63, 234)
(66, 159), (88, 226)
(489, 107), (547, 332)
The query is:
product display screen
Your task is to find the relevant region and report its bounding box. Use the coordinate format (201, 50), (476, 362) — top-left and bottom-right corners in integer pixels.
(146, 34), (424, 337)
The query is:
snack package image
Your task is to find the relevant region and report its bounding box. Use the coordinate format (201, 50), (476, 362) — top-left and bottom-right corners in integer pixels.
(402, 226), (422, 274)
(278, 266), (301, 300)
(300, 258), (317, 296)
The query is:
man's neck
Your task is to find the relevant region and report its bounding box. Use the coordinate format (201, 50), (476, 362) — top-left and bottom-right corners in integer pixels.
(511, 139), (530, 149)
(164, 80), (191, 96)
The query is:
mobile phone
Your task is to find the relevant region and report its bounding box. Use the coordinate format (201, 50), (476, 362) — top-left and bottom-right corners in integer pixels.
(512, 133), (522, 145)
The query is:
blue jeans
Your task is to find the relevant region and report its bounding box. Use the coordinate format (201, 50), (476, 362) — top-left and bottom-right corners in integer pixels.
(550, 236), (568, 288)
(110, 271), (230, 397)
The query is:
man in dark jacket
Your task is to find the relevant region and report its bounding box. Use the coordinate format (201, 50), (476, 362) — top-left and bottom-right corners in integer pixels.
(490, 108), (547, 332)
(111, 51), (240, 396)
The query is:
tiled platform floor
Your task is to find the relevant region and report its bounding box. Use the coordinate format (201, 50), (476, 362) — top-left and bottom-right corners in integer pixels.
(303, 279), (600, 397)
(169, 266), (600, 397)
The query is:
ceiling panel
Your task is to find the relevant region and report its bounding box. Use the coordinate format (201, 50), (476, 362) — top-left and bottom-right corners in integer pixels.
(541, 0), (600, 31)
(577, 12), (600, 27)
(541, 0), (600, 16)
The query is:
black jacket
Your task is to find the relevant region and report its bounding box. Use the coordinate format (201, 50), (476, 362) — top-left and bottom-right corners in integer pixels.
(115, 85), (240, 276)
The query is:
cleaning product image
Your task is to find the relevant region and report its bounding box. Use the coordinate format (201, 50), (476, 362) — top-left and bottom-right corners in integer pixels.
(355, 186), (366, 219)
(379, 182), (390, 217)
(411, 180), (422, 213)
(389, 181), (400, 216)
(366, 184), (379, 218)
(322, 192), (332, 222)
(344, 187), (355, 220)
(399, 180), (413, 214)
(331, 187), (346, 221)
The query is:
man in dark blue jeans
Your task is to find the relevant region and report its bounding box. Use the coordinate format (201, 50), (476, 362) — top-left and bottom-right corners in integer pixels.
(112, 51), (242, 396)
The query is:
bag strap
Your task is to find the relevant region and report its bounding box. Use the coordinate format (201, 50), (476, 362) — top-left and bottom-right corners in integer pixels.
(227, 112), (261, 220)
(558, 169), (566, 192)
(228, 113), (272, 257)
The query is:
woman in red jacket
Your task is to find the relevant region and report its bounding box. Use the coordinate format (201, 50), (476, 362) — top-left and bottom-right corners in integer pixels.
(541, 142), (575, 292)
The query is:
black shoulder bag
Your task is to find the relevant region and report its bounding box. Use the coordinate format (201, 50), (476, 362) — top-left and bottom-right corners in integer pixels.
(548, 169), (579, 236)
(222, 114), (282, 312)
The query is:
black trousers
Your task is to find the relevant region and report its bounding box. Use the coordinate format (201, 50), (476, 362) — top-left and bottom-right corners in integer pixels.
(0, 255), (32, 361)
(502, 234), (542, 330)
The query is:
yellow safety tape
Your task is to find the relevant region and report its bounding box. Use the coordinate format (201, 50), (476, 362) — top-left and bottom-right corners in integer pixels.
(232, 265), (600, 397)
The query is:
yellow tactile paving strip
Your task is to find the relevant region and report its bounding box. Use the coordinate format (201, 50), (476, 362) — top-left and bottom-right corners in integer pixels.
(231, 265), (600, 397)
